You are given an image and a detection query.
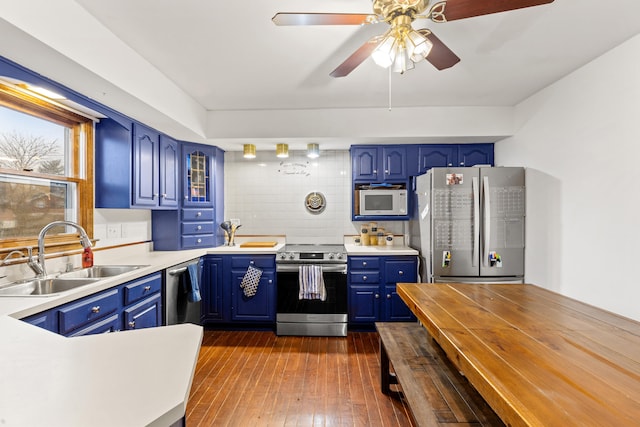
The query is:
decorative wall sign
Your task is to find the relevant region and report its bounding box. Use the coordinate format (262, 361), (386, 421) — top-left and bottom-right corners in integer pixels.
(278, 161), (310, 176)
(305, 192), (326, 214)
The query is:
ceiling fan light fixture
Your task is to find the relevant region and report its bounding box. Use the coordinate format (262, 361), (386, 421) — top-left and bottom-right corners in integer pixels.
(407, 29), (432, 62)
(276, 143), (289, 158)
(306, 143), (320, 158)
(243, 144), (256, 159)
(371, 32), (396, 68)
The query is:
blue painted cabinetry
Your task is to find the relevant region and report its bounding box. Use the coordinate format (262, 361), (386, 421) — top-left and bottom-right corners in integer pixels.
(201, 256), (224, 322)
(22, 273), (163, 336)
(152, 143), (225, 250)
(348, 256), (417, 324)
(95, 119), (179, 209)
(408, 143), (494, 175)
(351, 145), (408, 182)
(201, 254), (276, 324)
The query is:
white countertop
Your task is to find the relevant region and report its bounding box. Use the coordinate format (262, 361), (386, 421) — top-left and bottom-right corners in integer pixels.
(0, 239), (417, 426)
(0, 316), (202, 427)
(344, 243), (419, 256)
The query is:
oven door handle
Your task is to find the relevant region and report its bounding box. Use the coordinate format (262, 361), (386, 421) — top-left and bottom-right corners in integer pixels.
(276, 264), (347, 274)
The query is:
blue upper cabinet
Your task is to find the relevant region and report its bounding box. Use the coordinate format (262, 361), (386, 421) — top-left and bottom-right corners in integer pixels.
(95, 119), (179, 209)
(158, 135), (180, 208)
(182, 143), (214, 208)
(352, 145), (407, 182)
(132, 123), (160, 207)
(412, 143), (494, 175)
(457, 144), (494, 167)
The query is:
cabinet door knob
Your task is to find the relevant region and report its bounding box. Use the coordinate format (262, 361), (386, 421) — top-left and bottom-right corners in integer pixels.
(91, 306), (100, 313)
(143, 285), (151, 291)
(375, 293), (380, 299)
(184, 195), (189, 200)
(399, 271), (404, 276)
(160, 193), (167, 198)
(268, 279), (273, 284)
(373, 169), (377, 174)
(197, 225), (202, 230)
(363, 276), (367, 281)
(196, 238), (202, 244)
(196, 211), (202, 217)
(362, 262), (367, 267)
(128, 321), (136, 328)
(153, 193), (159, 199)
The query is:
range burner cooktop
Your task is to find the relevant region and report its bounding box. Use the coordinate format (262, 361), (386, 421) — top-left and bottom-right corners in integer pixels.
(277, 244), (346, 264)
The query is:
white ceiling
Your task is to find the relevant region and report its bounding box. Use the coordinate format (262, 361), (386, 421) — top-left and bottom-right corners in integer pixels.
(3, 1), (640, 151)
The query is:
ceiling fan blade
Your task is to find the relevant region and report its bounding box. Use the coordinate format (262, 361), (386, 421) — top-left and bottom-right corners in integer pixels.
(429, 0), (554, 23)
(330, 37), (382, 78)
(272, 13), (374, 26)
(418, 29), (460, 70)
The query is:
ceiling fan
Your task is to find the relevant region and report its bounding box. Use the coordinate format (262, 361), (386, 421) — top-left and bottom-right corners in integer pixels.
(272, 0), (554, 77)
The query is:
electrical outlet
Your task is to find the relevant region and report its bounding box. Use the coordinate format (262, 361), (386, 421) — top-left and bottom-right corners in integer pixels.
(107, 223), (121, 238)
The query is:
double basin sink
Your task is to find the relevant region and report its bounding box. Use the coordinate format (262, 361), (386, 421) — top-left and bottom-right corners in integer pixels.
(0, 265), (148, 296)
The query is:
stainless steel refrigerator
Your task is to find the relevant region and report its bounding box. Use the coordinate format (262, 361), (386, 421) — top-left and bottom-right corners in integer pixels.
(411, 167), (525, 283)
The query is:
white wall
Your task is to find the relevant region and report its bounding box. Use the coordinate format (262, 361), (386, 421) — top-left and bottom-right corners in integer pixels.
(223, 150), (406, 244)
(496, 34), (640, 321)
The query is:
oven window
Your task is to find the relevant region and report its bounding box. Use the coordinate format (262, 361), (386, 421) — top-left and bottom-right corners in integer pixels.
(277, 271), (347, 314)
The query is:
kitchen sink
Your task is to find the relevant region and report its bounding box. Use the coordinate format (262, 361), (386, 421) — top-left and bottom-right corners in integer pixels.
(0, 277), (101, 296)
(58, 265), (148, 279)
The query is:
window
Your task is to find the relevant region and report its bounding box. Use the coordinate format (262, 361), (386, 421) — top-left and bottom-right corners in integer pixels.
(0, 82), (93, 252)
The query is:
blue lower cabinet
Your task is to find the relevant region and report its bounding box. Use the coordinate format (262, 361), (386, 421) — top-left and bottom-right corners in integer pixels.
(58, 289), (120, 336)
(348, 255), (417, 324)
(202, 256), (224, 322)
(20, 272), (163, 336)
(67, 314), (120, 337)
(231, 270), (275, 322)
(123, 293), (162, 330)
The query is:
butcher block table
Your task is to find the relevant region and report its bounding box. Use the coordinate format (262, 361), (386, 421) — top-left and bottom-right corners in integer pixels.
(397, 283), (640, 427)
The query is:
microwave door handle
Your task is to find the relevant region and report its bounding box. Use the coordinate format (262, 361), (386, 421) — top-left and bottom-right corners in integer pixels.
(472, 177), (479, 267)
(482, 176), (491, 267)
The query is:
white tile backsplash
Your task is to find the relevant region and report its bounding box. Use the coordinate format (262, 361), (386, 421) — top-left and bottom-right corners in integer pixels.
(224, 150), (405, 244)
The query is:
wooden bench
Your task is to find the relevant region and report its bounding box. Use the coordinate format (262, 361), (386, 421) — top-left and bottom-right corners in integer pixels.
(376, 322), (504, 426)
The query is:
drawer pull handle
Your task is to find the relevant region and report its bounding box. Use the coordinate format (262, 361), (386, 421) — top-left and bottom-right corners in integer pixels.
(387, 294), (392, 299)
(196, 211), (202, 217)
(197, 238), (202, 244)
(91, 306), (100, 313)
(375, 293), (380, 299)
(399, 271), (404, 276)
(143, 286), (151, 291)
(363, 276), (367, 281)
(161, 193), (167, 198)
(363, 262), (367, 266)
(197, 225), (202, 230)
(128, 321), (136, 328)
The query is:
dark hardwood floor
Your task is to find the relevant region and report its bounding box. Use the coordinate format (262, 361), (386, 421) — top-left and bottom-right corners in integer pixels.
(186, 330), (414, 426)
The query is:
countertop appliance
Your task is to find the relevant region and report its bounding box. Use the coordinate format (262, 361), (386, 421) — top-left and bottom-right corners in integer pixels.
(276, 244), (347, 336)
(358, 188), (408, 216)
(411, 167), (525, 283)
(164, 258), (202, 325)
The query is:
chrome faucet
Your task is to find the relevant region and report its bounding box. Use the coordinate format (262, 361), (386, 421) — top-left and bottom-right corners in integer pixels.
(36, 221), (92, 277)
(2, 247), (44, 276)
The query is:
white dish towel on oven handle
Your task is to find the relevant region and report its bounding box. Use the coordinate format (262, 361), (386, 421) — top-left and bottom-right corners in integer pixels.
(241, 264), (262, 297)
(299, 264), (326, 301)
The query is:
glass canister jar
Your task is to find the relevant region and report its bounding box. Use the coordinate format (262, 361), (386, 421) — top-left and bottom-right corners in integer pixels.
(360, 224), (370, 246)
(369, 222), (378, 246)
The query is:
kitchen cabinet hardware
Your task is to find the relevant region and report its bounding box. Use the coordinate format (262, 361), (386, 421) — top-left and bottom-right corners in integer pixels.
(387, 294), (392, 299)
(128, 321), (136, 328)
(91, 306), (100, 313)
(375, 293), (380, 299)
(143, 286), (151, 291)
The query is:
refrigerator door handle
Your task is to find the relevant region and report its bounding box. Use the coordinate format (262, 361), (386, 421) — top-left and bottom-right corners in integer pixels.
(482, 175), (491, 267)
(472, 176), (479, 267)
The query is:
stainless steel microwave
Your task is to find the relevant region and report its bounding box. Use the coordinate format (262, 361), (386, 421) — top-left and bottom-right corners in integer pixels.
(358, 189), (408, 216)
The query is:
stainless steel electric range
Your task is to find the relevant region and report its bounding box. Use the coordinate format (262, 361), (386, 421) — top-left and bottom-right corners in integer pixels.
(275, 244), (347, 337)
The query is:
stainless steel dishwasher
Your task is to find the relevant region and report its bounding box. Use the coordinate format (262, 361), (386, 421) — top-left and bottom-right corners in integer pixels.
(164, 258), (202, 325)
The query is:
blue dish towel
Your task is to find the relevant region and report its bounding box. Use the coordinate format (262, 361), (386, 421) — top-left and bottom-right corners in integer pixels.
(185, 263), (201, 303)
